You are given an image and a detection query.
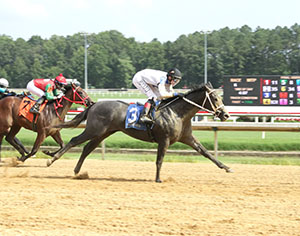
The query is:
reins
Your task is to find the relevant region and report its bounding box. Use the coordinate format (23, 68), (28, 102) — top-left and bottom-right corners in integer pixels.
(157, 87), (224, 117)
(157, 97), (179, 110)
(62, 86), (90, 107)
(182, 96), (212, 113)
(53, 85), (90, 121)
(182, 89), (224, 116)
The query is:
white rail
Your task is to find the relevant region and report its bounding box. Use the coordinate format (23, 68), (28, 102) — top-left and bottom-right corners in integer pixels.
(66, 109), (300, 158)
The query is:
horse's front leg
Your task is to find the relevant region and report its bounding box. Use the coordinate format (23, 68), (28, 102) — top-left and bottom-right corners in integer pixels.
(20, 132), (46, 162)
(181, 134), (233, 173)
(73, 136), (103, 175)
(155, 139), (170, 183)
(43, 131), (65, 157)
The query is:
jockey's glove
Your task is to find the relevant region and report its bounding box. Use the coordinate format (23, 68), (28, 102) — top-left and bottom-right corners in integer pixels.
(176, 93), (185, 98)
(57, 93), (64, 99)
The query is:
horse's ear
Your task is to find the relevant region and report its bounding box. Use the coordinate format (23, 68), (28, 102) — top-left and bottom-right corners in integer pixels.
(72, 81), (81, 87)
(69, 82), (79, 89)
(206, 81), (213, 88)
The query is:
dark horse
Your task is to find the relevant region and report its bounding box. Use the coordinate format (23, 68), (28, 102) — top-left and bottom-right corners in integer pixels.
(46, 83), (231, 182)
(0, 83), (93, 162)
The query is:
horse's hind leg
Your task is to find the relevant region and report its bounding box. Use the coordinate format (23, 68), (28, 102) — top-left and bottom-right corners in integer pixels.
(5, 126), (28, 160)
(74, 136), (103, 175)
(46, 130), (95, 166)
(181, 134), (233, 173)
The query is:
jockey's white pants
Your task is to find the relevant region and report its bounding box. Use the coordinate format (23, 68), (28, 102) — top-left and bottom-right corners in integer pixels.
(26, 80), (45, 97)
(132, 74), (160, 101)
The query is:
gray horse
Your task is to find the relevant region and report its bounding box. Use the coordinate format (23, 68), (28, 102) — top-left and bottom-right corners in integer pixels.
(46, 83), (231, 182)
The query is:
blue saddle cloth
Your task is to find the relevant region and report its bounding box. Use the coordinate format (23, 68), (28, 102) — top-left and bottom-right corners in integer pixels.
(125, 103), (154, 131)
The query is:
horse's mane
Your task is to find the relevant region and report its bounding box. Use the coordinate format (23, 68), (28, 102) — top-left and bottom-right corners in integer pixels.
(64, 84), (74, 91)
(184, 83), (209, 96)
(158, 83), (209, 107)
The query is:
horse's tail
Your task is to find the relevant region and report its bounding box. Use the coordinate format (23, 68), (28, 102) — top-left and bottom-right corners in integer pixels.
(53, 105), (92, 129)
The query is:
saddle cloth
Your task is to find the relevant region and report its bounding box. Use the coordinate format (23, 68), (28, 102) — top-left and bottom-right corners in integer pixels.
(125, 103), (154, 131)
(18, 96), (47, 122)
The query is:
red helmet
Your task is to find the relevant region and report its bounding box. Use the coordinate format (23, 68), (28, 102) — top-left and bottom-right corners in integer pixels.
(55, 73), (67, 86)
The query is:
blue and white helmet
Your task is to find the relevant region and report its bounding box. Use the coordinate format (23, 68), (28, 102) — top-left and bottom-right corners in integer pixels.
(0, 78), (9, 88)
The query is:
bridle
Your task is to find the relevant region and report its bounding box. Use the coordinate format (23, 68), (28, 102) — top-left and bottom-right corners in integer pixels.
(61, 84), (90, 107)
(53, 84), (90, 120)
(182, 88), (224, 117)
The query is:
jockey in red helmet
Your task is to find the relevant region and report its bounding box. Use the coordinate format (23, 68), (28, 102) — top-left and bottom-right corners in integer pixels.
(54, 73), (68, 89)
(27, 73), (68, 114)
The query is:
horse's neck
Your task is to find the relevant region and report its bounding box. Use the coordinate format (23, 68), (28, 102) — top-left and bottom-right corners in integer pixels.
(54, 96), (73, 118)
(168, 92), (206, 120)
(62, 100), (73, 115)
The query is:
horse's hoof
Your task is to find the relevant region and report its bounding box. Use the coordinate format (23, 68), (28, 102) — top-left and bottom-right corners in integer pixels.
(42, 150), (50, 155)
(46, 159), (52, 167)
(225, 168), (234, 173)
(19, 154), (31, 162)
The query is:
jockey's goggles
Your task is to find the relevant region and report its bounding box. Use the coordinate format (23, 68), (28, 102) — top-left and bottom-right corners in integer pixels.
(172, 76), (181, 85)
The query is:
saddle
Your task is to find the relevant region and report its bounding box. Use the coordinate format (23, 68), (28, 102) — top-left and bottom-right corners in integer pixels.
(125, 103), (155, 131)
(0, 91), (17, 99)
(18, 96), (47, 123)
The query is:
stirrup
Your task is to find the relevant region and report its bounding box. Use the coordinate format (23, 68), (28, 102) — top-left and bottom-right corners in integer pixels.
(140, 115), (154, 125)
(30, 107), (40, 114)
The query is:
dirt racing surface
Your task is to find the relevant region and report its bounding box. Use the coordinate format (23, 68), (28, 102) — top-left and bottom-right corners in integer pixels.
(0, 158), (300, 236)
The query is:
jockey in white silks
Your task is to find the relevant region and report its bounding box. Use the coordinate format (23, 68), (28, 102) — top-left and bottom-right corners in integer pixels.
(132, 68), (182, 124)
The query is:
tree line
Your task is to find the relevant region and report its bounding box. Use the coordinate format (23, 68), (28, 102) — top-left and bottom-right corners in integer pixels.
(0, 24), (300, 89)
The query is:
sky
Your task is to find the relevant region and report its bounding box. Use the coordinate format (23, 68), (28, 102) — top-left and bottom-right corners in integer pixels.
(0, 0), (299, 43)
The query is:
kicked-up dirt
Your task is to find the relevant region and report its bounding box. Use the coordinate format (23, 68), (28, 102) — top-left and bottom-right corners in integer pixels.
(0, 158), (300, 235)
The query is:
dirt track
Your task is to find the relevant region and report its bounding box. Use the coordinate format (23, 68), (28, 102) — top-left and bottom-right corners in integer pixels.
(0, 158), (300, 236)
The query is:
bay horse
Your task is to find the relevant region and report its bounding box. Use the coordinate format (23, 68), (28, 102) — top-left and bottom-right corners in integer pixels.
(46, 82), (232, 182)
(0, 83), (93, 162)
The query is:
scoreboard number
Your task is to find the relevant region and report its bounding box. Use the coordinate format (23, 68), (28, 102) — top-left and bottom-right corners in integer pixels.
(223, 75), (300, 106)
